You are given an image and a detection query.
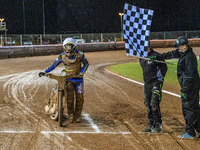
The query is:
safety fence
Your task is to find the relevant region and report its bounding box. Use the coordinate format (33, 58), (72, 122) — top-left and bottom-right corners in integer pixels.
(1, 39), (200, 59)
(0, 42), (124, 59)
(1, 30), (200, 46)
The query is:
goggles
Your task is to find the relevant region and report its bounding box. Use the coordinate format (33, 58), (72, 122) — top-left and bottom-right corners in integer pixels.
(64, 44), (74, 50)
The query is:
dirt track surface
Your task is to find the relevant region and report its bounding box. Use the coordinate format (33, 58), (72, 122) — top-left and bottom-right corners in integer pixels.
(0, 48), (200, 150)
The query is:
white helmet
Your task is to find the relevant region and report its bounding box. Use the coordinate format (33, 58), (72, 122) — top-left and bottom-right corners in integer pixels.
(63, 37), (76, 48)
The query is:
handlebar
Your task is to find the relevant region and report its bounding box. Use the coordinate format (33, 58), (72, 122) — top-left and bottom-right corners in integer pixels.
(45, 73), (82, 90)
(46, 73), (82, 81)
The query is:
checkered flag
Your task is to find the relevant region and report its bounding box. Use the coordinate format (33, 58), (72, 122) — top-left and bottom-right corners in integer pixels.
(123, 3), (154, 58)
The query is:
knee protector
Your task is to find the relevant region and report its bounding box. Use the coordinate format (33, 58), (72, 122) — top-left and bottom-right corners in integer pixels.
(151, 86), (161, 110)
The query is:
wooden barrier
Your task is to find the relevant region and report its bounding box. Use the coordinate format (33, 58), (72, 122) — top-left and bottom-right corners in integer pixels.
(0, 45), (63, 58)
(150, 38), (200, 47)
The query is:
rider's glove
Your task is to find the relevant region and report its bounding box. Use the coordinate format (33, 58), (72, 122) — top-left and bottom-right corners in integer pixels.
(181, 92), (187, 101)
(149, 56), (157, 61)
(39, 72), (46, 77)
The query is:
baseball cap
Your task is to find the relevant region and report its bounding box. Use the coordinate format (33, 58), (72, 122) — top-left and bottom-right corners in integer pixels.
(173, 36), (188, 47)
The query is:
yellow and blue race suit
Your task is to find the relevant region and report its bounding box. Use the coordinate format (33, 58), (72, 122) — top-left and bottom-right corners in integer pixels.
(45, 49), (89, 122)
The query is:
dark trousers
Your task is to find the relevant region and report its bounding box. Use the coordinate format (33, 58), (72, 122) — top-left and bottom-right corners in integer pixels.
(144, 81), (163, 126)
(182, 88), (200, 136)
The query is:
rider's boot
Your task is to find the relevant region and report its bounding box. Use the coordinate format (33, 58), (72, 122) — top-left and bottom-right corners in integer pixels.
(74, 93), (84, 123)
(68, 113), (74, 123)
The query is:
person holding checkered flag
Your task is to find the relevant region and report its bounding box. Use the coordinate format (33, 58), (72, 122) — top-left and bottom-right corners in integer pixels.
(140, 45), (167, 133)
(123, 3), (168, 133)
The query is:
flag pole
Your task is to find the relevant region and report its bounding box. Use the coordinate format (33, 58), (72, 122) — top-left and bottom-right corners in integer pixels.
(126, 54), (174, 65)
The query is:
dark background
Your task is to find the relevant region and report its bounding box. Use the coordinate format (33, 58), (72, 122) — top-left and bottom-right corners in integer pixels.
(0, 0), (199, 34)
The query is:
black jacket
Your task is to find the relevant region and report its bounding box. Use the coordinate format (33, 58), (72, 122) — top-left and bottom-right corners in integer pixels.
(140, 50), (168, 83)
(161, 46), (200, 93)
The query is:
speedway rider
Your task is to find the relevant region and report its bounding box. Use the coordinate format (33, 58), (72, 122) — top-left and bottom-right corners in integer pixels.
(39, 37), (89, 123)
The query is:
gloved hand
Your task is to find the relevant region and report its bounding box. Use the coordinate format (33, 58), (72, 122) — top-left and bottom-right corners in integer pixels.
(149, 56), (157, 61)
(181, 92), (187, 101)
(39, 72), (46, 77)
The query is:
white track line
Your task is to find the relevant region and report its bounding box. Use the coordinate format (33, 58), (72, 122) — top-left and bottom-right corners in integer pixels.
(105, 69), (144, 86)
(162, 90), (180, 98)
(41, 131), (131, 134)
(82, 114), (101, 133)
(105, 68), (181, 98)
(1, 113), (131, 135)
(0, 130), (131, 135)
(0, 131), (34, 133)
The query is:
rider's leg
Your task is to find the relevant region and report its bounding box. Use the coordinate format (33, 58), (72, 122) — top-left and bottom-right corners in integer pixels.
(66, 81), (75, 123)
(75, 93), (84, 123)
(74, 81), (84, 123)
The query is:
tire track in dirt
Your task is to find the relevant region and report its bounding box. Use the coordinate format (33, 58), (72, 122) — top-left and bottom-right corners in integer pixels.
(2, 68), (62, 121)
(1, 71), (54, 132)
(122, 119), (154, 150)
(162, 125), (191, 150)
(3, 70), (47, 122)
(86, 63), (145, 109)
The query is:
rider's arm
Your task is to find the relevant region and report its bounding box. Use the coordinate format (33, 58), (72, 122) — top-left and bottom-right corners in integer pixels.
(80, 53), (89, 76)
(45, 54), (63, 73)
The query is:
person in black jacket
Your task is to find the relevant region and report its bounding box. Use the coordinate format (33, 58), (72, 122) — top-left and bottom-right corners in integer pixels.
(161, 36), (200, 139)
(140, 46), (168, 133)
